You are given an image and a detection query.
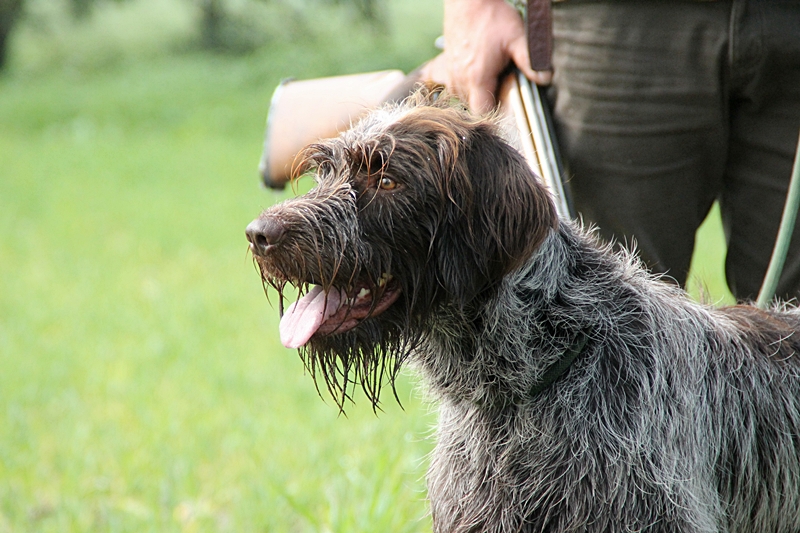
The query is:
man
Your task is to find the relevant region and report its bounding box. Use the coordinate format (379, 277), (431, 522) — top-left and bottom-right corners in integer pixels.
(424, 0), (800, 301)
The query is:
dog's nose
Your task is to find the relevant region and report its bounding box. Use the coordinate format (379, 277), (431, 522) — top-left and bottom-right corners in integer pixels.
(246, 217), (285, 256)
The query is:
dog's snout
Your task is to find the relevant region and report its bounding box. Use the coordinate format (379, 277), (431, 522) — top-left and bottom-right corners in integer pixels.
(246, 217), (285, 256)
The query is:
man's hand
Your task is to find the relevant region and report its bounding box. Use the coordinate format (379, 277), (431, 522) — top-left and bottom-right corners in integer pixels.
(422, 0), (552, 114)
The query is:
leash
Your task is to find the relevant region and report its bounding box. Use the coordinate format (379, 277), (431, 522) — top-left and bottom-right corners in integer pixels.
(528, 329), (589, 397)
(757, 130), (800, 308)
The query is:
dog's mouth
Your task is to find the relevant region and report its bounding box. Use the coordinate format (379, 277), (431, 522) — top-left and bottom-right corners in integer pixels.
(279, 274), (401, 348)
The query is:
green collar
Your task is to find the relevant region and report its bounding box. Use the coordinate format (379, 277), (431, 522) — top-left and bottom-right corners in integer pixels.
(528, 330), (590, 397)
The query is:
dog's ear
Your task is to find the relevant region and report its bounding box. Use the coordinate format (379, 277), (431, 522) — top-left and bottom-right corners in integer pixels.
(387, 104), (557, 307)
(434, 117), (558, 306)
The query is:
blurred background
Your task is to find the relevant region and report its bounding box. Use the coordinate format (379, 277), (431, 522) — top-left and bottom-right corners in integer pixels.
(0, 1), (731, 531)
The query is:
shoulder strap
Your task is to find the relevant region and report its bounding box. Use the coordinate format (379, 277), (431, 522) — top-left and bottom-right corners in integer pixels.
(527, 0), (553, 71)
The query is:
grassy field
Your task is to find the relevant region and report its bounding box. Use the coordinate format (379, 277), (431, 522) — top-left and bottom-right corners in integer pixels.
(0, 1), (732, 532)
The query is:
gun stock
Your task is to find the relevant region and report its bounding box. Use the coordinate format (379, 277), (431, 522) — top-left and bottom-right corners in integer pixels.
(259, 69), (419, 189)
(259, 67), (572, 219)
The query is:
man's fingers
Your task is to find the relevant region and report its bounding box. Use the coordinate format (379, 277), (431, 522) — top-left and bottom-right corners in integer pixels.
(420, 53), (450, 86)
(468, 84), (497, 115)
(527, 70), (553, 86)
(508, 35), (553, 86)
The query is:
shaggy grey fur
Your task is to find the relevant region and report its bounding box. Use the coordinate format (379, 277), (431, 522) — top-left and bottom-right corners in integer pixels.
(246, 89), (800, 532)
(424, 225), (800, 532)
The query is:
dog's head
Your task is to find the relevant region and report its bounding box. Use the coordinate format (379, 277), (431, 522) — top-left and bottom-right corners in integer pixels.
(246, 88), (558, 406)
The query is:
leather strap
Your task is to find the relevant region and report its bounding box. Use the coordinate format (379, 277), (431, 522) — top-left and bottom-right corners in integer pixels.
(526, 0), (553, 71)
(528, 329), (589, 397)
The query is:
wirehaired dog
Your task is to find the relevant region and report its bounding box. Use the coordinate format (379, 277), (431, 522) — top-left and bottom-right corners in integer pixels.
(246, 89), (800, 532)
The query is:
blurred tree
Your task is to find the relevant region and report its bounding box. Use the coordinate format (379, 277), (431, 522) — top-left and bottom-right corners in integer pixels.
(330, 0), (382, 21)
(0, 0), (388, 70)
(0, 0), (23, 70)
(70, 0), (93, 19)
(69, 0), (131, 20)
(199, 0), (224, 50)
(197, 0), (385, 53)
(0, 0), (136, 71)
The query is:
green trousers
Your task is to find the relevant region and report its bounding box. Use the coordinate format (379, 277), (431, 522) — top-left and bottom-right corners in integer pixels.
(551, 0), (800, 301)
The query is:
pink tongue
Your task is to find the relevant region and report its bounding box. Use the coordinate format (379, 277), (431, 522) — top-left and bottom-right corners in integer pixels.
(280, 286), (343, 348)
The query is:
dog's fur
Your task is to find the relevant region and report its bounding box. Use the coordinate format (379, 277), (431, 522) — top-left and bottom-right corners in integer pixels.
(246, 89), (800, 532)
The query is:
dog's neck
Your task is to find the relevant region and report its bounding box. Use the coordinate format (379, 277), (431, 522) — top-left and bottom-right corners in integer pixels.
(413, 224), (606, 408)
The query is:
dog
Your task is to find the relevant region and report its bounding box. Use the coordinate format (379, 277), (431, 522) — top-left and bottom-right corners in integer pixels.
(246, 88), (800, 532)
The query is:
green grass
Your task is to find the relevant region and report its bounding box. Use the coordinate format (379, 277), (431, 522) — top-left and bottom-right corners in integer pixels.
(0, 1), (732, 531)
(0, 2), (442, 531)
(687, 203), (735, 305)
(0, 60), (437, 532)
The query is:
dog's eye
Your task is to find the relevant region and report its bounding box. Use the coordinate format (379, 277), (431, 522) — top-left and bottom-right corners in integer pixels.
(378, 177), (397, 191)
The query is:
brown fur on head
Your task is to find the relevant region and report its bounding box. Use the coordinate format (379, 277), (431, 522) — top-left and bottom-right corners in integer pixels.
(247, 87), (558, 407)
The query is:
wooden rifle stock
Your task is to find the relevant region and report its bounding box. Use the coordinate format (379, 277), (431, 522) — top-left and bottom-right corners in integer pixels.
(259, 69), (419, 189)
(259, 66), (572, 219)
